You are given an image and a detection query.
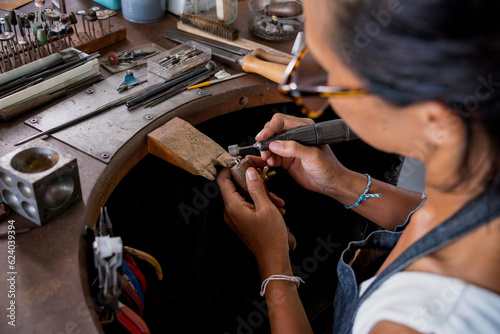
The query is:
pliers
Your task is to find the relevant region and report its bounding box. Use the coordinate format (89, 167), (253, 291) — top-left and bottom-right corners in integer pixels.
(117, 302), (150, 334)
(124, 246), (163, 281)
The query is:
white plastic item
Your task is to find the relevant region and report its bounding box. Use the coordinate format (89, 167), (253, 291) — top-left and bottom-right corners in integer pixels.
(167, 0), (205, 15)
(93, 235), (123, 294)
(168, 0), (237, 24)
(147, 41), (211, 80)
(216, 0), (235, 23)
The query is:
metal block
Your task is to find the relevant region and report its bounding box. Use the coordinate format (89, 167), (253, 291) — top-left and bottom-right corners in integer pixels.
(0, 140), (82, 225)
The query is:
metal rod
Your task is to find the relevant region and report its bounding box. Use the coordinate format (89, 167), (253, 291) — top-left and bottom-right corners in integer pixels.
(11, 38), (21, 64)
(20, 21), (33, 63)
(143, 70), (216, 108)
(57, 33), (62, 50)
(0, 51), (5, 72)
(6, 40), (16, 68)
(0, 52), (98, 95)
(47, 33), (54, 53)
(77, 11), (88, 37)
(15, 84), (159, 146)
(70, 12), (79, 39)
(26, 30), (36, 61)
(1, 74), (104, 122)
(18, 41), (27, 64)
(125, 61), (216, 110)
(0, 40), (11, 68)
(36, 40), (43, 58)
(0, 77), (43, 100)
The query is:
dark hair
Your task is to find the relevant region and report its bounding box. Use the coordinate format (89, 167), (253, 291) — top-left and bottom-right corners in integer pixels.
(331, 0), (500, 191)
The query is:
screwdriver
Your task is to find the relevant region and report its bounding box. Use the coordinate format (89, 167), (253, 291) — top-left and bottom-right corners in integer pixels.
(228, 119), (358, 156)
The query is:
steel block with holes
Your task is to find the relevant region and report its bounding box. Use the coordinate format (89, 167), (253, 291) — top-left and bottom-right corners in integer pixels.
(0, 140), (82, 225)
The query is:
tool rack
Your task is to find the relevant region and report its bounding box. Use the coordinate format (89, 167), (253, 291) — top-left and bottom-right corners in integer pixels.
(0, 6), (125, 73)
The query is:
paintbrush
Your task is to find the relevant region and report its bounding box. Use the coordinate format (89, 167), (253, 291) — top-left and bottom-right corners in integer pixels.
(187, 72), (247, 89)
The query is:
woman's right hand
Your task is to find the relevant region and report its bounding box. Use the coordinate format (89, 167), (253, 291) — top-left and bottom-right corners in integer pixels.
(255, 113), (350, 197)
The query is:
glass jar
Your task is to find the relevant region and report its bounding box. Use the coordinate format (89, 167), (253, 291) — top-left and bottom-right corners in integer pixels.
(195, 0), (238, 25)
(248, 0), (303, 41)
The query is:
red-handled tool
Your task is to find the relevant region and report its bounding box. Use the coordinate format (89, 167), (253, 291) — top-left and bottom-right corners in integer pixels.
(117, 303), (150, 334)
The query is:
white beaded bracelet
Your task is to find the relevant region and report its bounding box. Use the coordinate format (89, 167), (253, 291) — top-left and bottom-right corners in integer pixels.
(260, 274), (305, 296)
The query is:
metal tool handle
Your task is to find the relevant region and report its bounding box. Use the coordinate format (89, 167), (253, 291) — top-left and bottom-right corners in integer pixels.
(125, 61), (215, 109)
(257, 119), (358, 151)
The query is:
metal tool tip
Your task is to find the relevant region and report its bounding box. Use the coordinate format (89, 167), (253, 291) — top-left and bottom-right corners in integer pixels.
(206, 61), (216, 71)
(228, 144), (239, 156)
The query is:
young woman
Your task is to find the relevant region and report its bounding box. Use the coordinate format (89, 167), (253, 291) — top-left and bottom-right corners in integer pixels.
(217, 1), (500, 333)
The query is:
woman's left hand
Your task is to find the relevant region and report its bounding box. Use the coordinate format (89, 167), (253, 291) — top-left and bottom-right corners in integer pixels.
(217, 167), (292, 276)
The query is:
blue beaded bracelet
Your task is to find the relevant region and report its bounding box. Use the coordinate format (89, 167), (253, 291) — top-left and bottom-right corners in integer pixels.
(344, 174), (382, 209)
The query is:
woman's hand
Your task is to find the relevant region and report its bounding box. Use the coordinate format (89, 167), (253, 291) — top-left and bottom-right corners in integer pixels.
(218, 167), (313, 334)
(217, 167), (292, 276)
(256, 113), (349, 197)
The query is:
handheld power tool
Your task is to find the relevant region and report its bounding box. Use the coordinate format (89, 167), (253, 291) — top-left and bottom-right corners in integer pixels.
(228, 119), (358, 156)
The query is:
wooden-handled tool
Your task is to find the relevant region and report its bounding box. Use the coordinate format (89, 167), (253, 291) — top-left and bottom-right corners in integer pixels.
(240, 54), (287, 83)
(164, 29), (291, 83)
(251, 48), (292, 65)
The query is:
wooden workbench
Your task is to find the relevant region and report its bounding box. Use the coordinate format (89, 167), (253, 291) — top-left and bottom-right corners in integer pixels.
(0, 1), (295, 332)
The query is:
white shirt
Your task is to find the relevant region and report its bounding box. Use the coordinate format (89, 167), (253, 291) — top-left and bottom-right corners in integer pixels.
(353, 271), (500, 334)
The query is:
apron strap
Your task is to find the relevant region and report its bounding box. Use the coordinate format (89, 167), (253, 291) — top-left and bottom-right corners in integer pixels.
(345, 189), (500, 332)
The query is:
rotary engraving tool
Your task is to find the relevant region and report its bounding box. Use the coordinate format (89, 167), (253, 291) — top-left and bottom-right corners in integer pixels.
(228, 119), (358, 156)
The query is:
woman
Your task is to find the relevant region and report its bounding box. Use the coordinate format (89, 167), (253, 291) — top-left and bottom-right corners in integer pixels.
(217, 0), (500, 333)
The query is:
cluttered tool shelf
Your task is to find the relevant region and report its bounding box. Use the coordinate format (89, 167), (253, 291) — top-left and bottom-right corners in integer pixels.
(0, 0), (296, 333)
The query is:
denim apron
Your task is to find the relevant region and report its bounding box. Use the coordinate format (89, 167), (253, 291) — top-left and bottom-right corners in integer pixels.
(333, 188), (500, 334)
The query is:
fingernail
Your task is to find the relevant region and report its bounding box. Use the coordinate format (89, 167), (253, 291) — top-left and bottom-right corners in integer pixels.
(255, 130), (264, 140)
(269, 141), (283, 152)
(247, 168), (258, 181)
